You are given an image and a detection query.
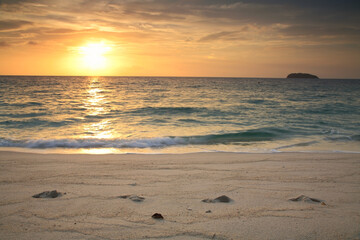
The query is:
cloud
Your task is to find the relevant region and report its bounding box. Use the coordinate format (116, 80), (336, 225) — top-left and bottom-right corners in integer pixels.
(28, 14), (77, 24)
(0, 0), (359, 49)
(44, 28), (97, 34)
(0, 20), (33, 31)
(280, 25), (360, 38)
(199, 31), (238, 42)
(27, 41), (37, 45)
(0, 41), (10, 47)
(0, 0), (34, 5)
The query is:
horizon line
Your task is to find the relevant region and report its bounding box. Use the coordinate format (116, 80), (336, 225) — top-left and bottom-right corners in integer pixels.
(0, 74), (359, 80)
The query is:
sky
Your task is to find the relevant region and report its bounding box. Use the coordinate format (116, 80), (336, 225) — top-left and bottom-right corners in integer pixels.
(0, 0), (359, 78)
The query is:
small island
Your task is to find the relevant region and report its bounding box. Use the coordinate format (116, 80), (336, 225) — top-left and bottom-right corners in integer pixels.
(286, 73), (319, 79)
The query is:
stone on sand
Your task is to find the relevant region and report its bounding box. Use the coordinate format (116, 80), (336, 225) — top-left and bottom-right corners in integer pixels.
(289, 195), (324, 204)
(32, 190), (62, 198)
(118, 195), (145, 202)
(202, 195), (233, 203)
(152, 213), (164, 219)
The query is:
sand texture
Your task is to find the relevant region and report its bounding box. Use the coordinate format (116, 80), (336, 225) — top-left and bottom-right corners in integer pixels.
(0, 151), (359, 240)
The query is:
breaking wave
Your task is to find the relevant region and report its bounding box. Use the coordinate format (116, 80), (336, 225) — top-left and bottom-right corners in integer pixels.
(0, 128), (292, 149)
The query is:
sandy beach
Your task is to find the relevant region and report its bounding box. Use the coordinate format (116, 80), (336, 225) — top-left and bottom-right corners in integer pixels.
(0, 151), (359, 240)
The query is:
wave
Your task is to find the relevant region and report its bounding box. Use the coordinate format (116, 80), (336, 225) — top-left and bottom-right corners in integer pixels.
(128, 107), (208, 115)
(0, 112), (48, 118)
(275, 141), (319, 150)
(325, 134), (360, 142)
(0, 118), (82, 128)
(0, 137), (186, 149)
(0, 128), (291, 149)
(0, 102), (43, 107)
(1, 128), (358, 150)
(187, 127), (289, 144)
(126, 107), (250, 118)
(125, 106), (250, 118)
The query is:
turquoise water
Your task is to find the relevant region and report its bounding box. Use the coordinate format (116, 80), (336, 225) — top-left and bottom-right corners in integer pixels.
(0, 76), (359, 153)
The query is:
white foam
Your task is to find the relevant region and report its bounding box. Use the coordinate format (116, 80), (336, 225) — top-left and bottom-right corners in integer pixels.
(0, 137), (188, 149)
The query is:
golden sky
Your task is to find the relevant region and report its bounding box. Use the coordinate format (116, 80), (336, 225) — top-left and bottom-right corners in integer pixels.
(0, 0), (359, 78)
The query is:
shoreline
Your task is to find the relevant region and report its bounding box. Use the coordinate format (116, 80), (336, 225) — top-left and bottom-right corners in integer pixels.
(1, 147), (360, 155)
(1, 151), (359, 239)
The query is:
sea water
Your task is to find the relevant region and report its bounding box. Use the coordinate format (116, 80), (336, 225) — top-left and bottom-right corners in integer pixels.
(0, 76), (359, 153)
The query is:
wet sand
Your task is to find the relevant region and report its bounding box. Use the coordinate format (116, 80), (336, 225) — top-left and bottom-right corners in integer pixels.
(0, 151), (359, 240)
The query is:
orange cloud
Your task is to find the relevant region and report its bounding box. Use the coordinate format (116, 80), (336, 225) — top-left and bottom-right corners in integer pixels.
(0, 0), (359, 78)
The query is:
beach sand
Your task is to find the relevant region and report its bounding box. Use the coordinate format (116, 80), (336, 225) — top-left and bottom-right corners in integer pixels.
(0, 151), (359, 240)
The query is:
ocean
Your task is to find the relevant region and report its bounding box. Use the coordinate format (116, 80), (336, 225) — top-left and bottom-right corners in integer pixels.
(0, 76), (359, 154)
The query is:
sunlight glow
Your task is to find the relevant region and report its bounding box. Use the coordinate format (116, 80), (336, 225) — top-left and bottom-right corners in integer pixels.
(79, 42), (111, 70)
(79, 148), (120, 154)
(82, 78), (116, 140)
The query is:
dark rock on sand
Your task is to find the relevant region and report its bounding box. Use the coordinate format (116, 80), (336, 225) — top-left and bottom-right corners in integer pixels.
(289, 195), (324, 204)
(118, 195), (145, 202)
(202, 195), (233, 203)
(152, 213), (164, 219)
(32, 190), (62, 198)
(286, 73), (319, 79)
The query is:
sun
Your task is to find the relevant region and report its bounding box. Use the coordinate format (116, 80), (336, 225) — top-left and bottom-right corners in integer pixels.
(79, 42), (111, 71)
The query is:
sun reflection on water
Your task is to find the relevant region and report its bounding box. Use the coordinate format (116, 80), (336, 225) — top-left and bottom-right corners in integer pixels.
(79, 148), (121, 154)
(82, 77), (114, 140)
(85, 78), (106, 115)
